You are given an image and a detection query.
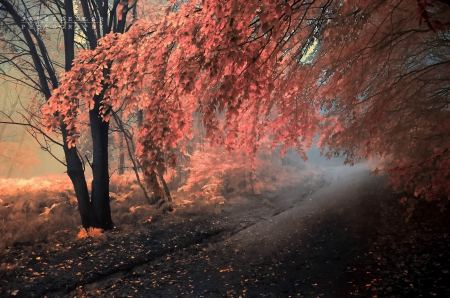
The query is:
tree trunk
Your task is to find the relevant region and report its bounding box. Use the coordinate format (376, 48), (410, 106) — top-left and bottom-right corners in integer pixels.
(6, 127), (26, 178)
(118, 110), (125, 175)
(112, 112), (152, 204)
(59, 94), (114, 230)
(119, 130), (125, 175)
(158, 170), (172, 202)
(0, 0), (115, 230)
(61, 128), (97, 229)
(0, 92), (19, 140)
(89, 100), (114, 230)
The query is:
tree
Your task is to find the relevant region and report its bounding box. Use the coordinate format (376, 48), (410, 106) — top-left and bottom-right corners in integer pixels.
(2, 0), (448, 230)
(0, 0), (156, 229)
(49, 0), (449, 211)
(45, 0), (331, 200)
(314, 0), (450, 206)
(0, 80), (40, 177)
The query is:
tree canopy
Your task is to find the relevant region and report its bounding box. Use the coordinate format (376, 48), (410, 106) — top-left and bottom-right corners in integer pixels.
(45, 0), (449, 206)
(0, 0), (163, 229)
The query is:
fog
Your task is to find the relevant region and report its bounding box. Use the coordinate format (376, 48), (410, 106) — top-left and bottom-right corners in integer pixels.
(0, 132), (361, 179)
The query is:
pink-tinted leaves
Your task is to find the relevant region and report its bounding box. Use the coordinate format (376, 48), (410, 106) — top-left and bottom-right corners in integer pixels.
(284, 5), (293, 16)
(432, 20), (446, 31)
(43, 0), (450, 206)
(275, 4), (283, 17)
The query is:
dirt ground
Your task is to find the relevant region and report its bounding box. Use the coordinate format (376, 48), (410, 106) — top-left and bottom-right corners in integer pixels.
(1, 166), (450, 297)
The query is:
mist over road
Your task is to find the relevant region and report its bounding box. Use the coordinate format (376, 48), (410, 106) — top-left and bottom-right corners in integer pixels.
(228, 165), (388, 297)
(71, 165), (390, 297)
(5, 165), (448, 298)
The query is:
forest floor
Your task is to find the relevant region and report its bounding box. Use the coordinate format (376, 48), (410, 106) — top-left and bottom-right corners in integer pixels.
(1, 165), (450, 297)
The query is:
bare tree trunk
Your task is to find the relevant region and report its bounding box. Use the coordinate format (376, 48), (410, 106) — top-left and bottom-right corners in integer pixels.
(0, 93), (19, 140)
(137, 110), (143, 127)
(6, 127), (26, 178)
(158, 170), (172, 202)
(118, 112), (125, 175)
(113, 113), (152, 204)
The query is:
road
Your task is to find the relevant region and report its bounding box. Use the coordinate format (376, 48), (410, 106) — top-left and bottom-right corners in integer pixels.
(71, 166), (389, 297)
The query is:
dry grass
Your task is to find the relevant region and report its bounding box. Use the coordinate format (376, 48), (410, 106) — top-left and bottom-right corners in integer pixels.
(77, 227), (104, 239)
(0, 164), (312, 255)
(0, 173), (159, 255)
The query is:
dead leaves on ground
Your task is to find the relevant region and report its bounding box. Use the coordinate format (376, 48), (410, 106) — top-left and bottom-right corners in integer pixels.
(77, 227), (104, 239)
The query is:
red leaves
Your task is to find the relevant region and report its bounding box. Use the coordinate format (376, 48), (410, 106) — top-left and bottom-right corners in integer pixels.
(66, 135), (78, 148)
(44, 0), (450, 207)
(261, 22), (271, 33)
(274, 3), (293, 17)
(431, 20), (446, 31)
(416, 0), (446, 32)
(168, 154), (177, 168)
(275, 4), (283, 17)
(284, 5), (293, 16)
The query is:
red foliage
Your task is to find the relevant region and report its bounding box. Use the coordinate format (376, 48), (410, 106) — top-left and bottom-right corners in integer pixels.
(44, 0), (450, 206)
(416, 0), (446, 32)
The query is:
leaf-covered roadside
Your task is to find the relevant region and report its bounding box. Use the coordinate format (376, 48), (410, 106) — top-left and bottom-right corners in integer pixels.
(2, 168), (450, 297)
(344, 197), (450, 297)
(0, 165), (323, 297)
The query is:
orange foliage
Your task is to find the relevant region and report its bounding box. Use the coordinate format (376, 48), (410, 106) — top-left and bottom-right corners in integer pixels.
(0, 174), (76, 197)
(77, 227), (104, 239)
(0, 173), (159, 252)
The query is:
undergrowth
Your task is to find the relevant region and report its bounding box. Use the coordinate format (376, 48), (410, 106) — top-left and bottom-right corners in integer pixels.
(0, 173), (158, 255)
(0, 163), (312, 255)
